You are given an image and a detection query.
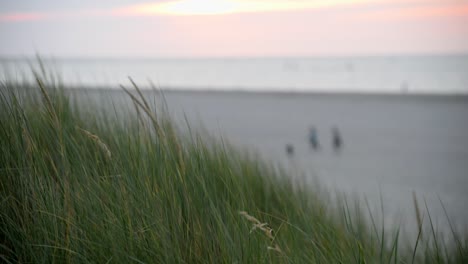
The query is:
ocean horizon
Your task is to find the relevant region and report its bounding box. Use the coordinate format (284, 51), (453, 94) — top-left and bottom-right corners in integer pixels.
(2, 54), (468, 95)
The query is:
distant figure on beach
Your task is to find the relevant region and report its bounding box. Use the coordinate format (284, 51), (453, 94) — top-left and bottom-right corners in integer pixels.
(400, 81), (409, 94)
(285, 144), (294, 156)
(332, 127), (342, 150)
(308, 126), (319, 150)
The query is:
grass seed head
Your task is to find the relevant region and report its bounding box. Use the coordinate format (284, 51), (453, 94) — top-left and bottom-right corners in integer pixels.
(76, 126), (112, 159)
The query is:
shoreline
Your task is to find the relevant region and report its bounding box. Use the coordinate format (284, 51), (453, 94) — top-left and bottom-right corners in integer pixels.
(11, 81), (468, 101)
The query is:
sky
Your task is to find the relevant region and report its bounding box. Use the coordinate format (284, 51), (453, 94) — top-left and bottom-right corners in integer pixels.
(1, 0), (468, 57)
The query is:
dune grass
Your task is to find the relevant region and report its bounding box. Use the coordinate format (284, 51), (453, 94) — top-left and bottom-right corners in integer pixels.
(0, 74), (467, 263)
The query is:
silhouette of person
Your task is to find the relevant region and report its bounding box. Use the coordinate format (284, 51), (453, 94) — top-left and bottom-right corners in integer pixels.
(285, 144), (294, 156)
(308, 126), (319, 150)
(332, 127), (342, 151)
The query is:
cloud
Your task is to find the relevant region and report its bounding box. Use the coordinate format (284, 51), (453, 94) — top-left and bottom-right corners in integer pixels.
(356, 3), (468, 20)
(2, 0), (466, 22)
(0, 12), (47, 22)
(112, 0), (379, 16)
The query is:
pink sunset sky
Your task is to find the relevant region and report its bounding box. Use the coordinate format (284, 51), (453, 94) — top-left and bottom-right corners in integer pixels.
(1, 0), (467, 57)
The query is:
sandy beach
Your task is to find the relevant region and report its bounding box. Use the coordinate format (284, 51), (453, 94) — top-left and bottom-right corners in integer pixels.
(69, 87), (468, 236)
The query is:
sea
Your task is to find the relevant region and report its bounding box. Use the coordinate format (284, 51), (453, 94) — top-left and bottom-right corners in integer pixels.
(1, 54), (468, 94)
(2, 54), (468, 238)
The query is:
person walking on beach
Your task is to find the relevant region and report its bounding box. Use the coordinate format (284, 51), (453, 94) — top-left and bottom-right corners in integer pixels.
(308, 126), (319, 150)
(285, 143), (294, 157)
(332, 126), (342, 151)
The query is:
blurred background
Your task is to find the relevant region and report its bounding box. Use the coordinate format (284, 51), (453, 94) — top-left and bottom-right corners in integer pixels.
(1, 0), (468, 235)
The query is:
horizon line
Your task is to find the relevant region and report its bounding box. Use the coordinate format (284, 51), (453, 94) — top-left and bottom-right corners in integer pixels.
(1, 51), (468, 61)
